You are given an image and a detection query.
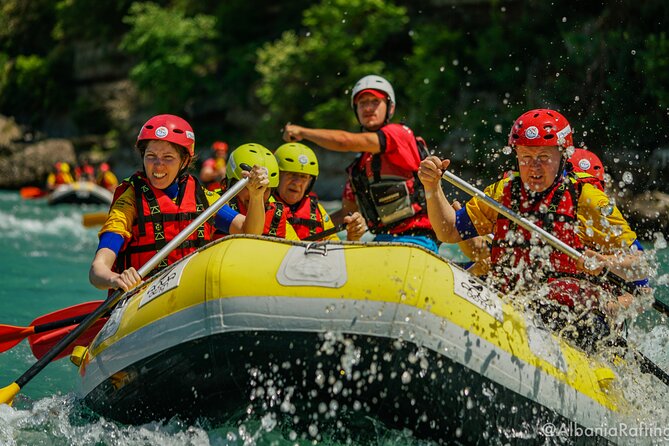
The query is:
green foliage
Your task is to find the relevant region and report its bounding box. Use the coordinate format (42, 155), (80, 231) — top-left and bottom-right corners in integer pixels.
(0, 54), (62, 125)
(0, 0), (58, 55)
(640, 32), (669, 108)
(54, 0), (135, 42)
(256, 0), (408, 136)
(119, 2), (218, 114)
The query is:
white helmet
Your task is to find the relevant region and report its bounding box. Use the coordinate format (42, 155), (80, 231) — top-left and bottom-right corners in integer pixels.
(350, 75), (395, 119)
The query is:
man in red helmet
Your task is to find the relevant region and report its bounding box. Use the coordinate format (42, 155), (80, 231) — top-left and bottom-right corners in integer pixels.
(199, 140), (229, 191)
(282, 74), (436, 252)
(418, 109), (646, 348)
(89, 115), (269, 292)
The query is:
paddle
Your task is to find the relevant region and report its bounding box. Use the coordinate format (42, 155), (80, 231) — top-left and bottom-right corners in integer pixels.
(28, 301), (108, 361)
(0, 165), (253, 405)
(441, 170), (669, 386)
(302, 223), (347, 241)
(0, 301), (104, 354)
(20, 187), (47, 200)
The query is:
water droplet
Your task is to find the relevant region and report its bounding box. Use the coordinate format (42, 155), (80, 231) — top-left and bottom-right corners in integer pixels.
(584, 256), (599, 271)
(622, 171), (633, 184)
(502, 146), (513, 155)
(600, 204), (614, 216)
(401, 371), (412, 384)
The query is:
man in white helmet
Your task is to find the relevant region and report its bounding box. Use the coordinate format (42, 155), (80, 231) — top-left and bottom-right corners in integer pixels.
(282, 74), (437, 252)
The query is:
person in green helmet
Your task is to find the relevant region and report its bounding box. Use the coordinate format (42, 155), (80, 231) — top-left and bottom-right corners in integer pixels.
(273, 142), (367, 241)
(220, 143), (299, 240)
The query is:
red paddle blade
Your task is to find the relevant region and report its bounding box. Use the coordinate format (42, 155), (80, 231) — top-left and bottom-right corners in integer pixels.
(29, 318), (108, 361)
(30, 300), (104, 327)
(20, 187), (47, 199)
(0, 325), (35, 352)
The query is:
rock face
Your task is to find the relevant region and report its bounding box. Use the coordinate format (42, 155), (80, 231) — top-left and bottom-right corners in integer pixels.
(0, 115), (77, 188)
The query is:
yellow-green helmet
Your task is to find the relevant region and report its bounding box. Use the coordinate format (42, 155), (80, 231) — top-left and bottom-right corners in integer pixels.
(226, 143), (279, 187)
(274, 143), (319, 177)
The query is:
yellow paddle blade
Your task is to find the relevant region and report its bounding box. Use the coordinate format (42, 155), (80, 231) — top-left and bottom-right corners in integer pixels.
(82, 211), (108, 227)
(0, 382), (20, 406)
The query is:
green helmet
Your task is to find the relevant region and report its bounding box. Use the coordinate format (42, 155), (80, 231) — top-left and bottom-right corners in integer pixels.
(274, 143), (319, 177)
(226, 143), (279, 187)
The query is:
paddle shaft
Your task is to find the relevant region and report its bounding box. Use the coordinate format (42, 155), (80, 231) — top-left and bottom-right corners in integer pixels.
(302, 223), (347, 241)
(10, 174), (250, 392)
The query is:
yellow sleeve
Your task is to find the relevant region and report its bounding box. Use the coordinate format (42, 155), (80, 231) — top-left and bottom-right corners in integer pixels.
(99, 187), (137, 240)
(46, 173), (55, 187)
(463, 179), (506, 237)
(576, 183), (637, 251)
(318, 203), (340, 241)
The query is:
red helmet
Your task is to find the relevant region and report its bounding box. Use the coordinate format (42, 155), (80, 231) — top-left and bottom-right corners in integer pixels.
(136, 114), (195, 157)
(212, 141), (228, 154)
(508, 109), (573, 149)
(99, 162), (110, 172)
(569, 148), (604, 181)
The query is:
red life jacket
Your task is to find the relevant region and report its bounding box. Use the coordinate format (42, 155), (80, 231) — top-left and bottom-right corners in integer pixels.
(224, 197), (289, 238)
(491, 173), (590, 306)
(347, 128), (432, 235)
(274, 192), (324, 240)
(54, 172), (71, 185)
(113, 172), (214, 276)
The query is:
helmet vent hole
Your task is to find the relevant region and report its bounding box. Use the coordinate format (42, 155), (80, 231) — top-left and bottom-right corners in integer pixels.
(173, 129), (184, 134)
(544, 134), (555, 140)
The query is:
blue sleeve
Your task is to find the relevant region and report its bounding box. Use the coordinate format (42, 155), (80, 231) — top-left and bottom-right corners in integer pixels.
(214, 204), (239, 234)
(455, 207), (479, 240)
(97, 232), (124, 256)
(630, 240), (649, 286)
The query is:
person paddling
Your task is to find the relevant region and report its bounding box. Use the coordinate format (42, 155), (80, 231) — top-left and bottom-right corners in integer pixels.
(89, 114), (269, 292)
(418, 108), (647, 349)
(46, 162), (74, 191)
(96, 162), (119, 193)
(219, 143), (299, 240)
(272, 142), (367, 241)
(283, 74), (437, 252)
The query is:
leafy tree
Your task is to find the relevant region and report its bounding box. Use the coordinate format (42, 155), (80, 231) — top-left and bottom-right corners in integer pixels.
(119, 2), (218, 114)
(256, 0), (409, 138)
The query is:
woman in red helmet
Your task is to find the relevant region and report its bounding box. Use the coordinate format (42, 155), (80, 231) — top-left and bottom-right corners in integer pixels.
(418, 109), (646, 347)
(89, 114), (269, 292)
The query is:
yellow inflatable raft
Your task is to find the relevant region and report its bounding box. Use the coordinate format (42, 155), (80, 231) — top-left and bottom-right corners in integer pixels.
(72, 236), (665, 444)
